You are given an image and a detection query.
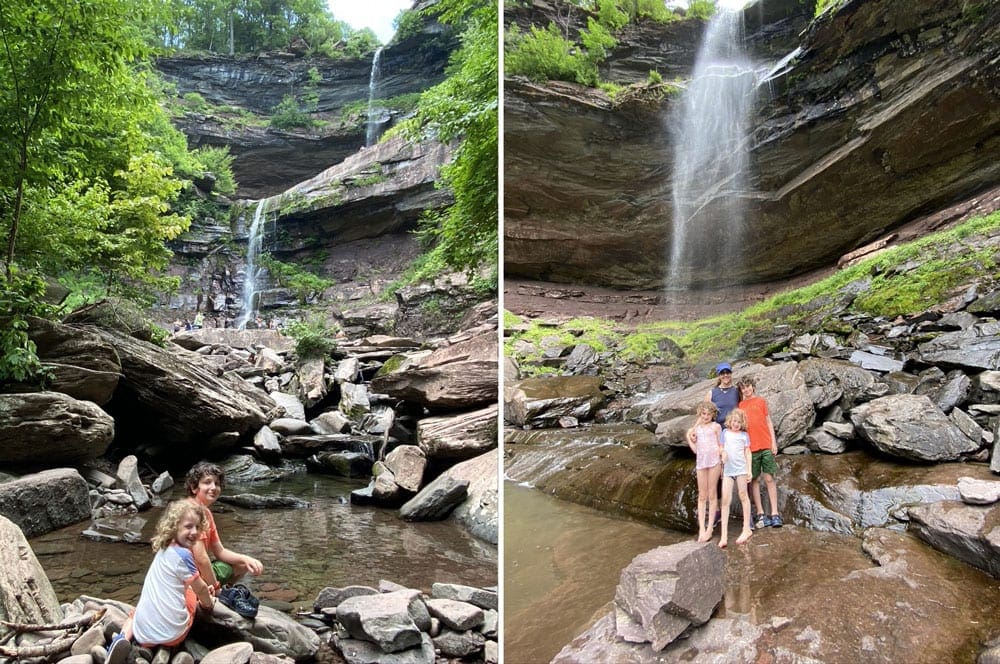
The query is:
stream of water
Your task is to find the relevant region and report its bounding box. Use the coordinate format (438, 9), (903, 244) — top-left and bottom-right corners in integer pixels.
(31, 470), (496, 611)
(235, 198), (269, 329)
(365, 47), (384, 147)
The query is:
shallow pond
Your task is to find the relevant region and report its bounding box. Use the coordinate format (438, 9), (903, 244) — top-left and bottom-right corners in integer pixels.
(31, 469), (497, 610)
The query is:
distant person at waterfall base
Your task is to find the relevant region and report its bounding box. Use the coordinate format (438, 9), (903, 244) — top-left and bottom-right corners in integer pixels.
(718, 408), (753, 548)
(104, 501), (215, 664)
(185, 462), (265, 591)
(738, 376), (783, 528)
(686, 401), (722, 542)
(193, 312), (204, 329)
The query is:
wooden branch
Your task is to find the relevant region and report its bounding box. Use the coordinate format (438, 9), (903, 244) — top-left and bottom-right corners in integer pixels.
(0, 607), (105, 633)
(0, 635), (75, 658)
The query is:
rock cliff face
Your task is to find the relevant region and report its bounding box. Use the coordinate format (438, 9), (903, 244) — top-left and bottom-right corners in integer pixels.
(504, 0), (1000, 290)
(156, 8), (457, 198)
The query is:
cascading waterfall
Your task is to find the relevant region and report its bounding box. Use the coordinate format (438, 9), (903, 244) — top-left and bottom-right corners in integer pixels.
(365, 46), (384, 147)
(236, 198), (268, 329)
(668, 3), (759, 290)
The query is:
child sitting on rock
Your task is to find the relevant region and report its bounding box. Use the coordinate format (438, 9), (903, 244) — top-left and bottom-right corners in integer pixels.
(106, 501), (215, 663)
(185, 461), (264, 590)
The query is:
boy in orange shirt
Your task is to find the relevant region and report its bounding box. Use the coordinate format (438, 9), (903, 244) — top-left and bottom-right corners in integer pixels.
(738, 376), (783, 528)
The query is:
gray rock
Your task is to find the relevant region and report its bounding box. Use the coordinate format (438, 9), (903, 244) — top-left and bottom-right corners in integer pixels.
(71, 624), (105, 656)
(270, 391), (306, 421)
(950, 408), (985, 445)
(116, 455), (150, 511)
(804, 428), (848, 454)
(399, 476), (469, 521)
(253, 426), (283, 462)
(192, 602), (319, 661)
(614, 542), (726, 650)
(336, 590), (427, 653)
(822, 421), (854, 439)
(424, 598), (484, 632)
(150, 472), (174, 495)
(958, 477), (1000, 505)
(909, 501), (1000, 578)
(0, 515), (63, 626)
(201, 642), (253, 664)
(416, 406), (498, 461)
(916, 323), (1000, 371)
(333, 357), (360, 384)
(0, 393), (115, 465)
(850, 394), (980, 462)
(296, 357), (326, 407)
(384, 446), (426, 493)
(334, 632), (435, 664)
(27, 317), (121, 406)
(445, 451), (499, 544)
(314, 586), (379, 611)
(339, 383), (372, 419)
(269, 418), (313, 435)
(929, 370), (972, 413)
(310, 411), (351, 434)
(432, 629), (485, 658)
(307, 452), (373, 478)
(216, 493), (309, 509)
(849, 350), (904, 373)
(0, 468), (92, 538)
(431, 583), (498, 611)
(504, 375), (605, 428)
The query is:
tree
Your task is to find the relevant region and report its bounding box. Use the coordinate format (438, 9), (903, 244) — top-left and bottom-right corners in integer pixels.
(409, 0), (498, 279)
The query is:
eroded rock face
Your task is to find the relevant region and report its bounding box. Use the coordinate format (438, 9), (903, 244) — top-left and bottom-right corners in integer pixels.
(26, 317), (120, 406)
(504, 0), (1000, 289)
(0, 469), (92, 538)
(850, 394), (980, 462)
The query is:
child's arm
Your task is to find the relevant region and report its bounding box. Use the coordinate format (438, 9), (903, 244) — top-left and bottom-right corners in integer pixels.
(744, 437), (752, 469)
(719, 431), (727, 463)
(687, 427), (697, 454)
(190, 575), (214, 611)
(190, 539), (219, 592)
(766, 414), (778, 455)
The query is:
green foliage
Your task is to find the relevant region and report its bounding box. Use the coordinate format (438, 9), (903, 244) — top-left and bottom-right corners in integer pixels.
(191, 145), (237, 195)
(393, 9), (423, 42)
(0, 267), (49, 382)
(406, 0), (498, 279)
(687, 0), (717, 20)
(257, 252), (334, 304)
(182, 91), (210, 111)
(636, 0), (679, 22)
(270, 94), (314, 129)
(814, 0), (845, 17)
(595, 0), (629, 31)
(344, 28), (379, 58)
(504, 24), (586, 83)
(286, 315), (338, 359)
(503, 310), (524, 328)
(647, 69), (663, 84)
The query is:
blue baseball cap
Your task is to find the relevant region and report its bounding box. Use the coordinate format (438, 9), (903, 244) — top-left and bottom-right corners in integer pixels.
(716, 362), (732, 374)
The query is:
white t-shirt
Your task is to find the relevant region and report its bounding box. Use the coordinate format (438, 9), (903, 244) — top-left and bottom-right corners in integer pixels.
(722, 430), (751, 477)
(132, 545), (199, 645)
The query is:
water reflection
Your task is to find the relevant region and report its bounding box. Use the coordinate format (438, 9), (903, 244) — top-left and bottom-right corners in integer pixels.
(504, 482), (685, 663)
(32, 471), (496, 609)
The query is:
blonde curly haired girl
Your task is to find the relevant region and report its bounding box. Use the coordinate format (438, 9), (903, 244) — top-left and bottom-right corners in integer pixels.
(106, 501), (215, 664)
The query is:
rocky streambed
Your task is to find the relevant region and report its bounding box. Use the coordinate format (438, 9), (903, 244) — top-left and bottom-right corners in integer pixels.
(504, 283), (1000, 661)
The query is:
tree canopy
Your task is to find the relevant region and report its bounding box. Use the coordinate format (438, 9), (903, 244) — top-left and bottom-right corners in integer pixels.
(407, 0), (499, 284)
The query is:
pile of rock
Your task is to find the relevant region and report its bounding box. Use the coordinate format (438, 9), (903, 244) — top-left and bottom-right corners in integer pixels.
(309, 581), (498, 664)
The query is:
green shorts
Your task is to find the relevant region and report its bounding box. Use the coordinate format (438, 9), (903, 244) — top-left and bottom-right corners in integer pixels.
(751, 449), (778, 479)
(212, 561), (234, 584)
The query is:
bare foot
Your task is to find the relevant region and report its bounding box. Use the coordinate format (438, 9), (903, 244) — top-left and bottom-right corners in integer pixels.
(697, 531), (711, 543)
(736, 530), (752, 545)
(718, 539), (727, 549)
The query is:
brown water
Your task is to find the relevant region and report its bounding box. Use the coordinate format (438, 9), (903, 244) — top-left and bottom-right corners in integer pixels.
(504, 482), (686, 663)
(31, 470), (497, 610)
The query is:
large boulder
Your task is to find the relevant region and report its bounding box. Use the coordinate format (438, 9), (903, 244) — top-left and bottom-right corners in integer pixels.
(399, 475), (469, 522)
(915, 322), (1000, 371)
(504, 376), (605, 428)
(798, 358), (878, 410)
(850, 394), (980, 462)
(0, 516), (63, 639)
(909, 501), (1000, 578)
(336, 589), (430, 653)
(0, 468), (91, 538)
(446, 451), (500, 544)
(193, 602), (320, 661)
(92, 328), (274, 458)
(416, 405), (498, 460)
(0, 393), (114, 465)
(27, 317), (120, 405)
(371, 331), (497, 410)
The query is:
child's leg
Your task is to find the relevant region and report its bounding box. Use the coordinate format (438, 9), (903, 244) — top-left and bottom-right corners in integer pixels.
(736, 475), (753, 544)
(718, 476), (734, 547)
(707, 464), (721, 531)
(764, 473), (779, 516)
(696, 467), (710, 540)
(749, 453), (764, 516)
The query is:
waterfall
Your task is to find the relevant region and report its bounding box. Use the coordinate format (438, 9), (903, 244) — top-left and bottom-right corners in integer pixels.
(668, 4), (759, 290)
(365, 47), (384, 147)
(236, 198), (268, 329)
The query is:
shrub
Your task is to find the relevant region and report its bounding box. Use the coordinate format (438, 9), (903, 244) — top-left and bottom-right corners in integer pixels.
(182, 91), (210, 112)
(393, 9), (423, 41)
(286, 316), (338, 359)
(270, 95), (313, 129)
(647, 69), (663, 84)
(687, 0), (716, 20)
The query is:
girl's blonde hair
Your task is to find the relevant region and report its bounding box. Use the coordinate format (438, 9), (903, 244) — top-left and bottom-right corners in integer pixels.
(151, 500), (206, 551)
(696, 401), (719, 418)
(726, 408), (748, 431)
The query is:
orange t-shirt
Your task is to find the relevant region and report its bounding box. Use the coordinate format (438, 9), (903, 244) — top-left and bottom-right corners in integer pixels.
(188, 498), (221, 549)
(739, 396), (773, 452)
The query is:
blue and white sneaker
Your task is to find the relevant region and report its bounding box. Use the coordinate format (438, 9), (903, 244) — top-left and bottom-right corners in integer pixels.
(106, 632), (132, 664)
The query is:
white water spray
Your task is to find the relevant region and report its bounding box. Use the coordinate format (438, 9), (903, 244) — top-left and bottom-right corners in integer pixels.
(236, 198), (268, 329)
(668, 6), (759, 290)
(365, 47), (384, 147)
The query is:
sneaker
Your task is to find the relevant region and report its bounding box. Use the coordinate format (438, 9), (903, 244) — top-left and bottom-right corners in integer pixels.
(219, 584), (260, 619)
(754, 514), (767, 530)
(770, 514), (784, 528)
(106, 633), (131, 664)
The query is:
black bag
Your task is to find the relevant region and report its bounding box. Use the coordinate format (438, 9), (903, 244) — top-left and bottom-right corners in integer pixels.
(218, 584), (260, 619)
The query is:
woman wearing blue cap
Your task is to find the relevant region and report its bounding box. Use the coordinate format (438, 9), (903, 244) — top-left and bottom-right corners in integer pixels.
(706, 362), (738, 427)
